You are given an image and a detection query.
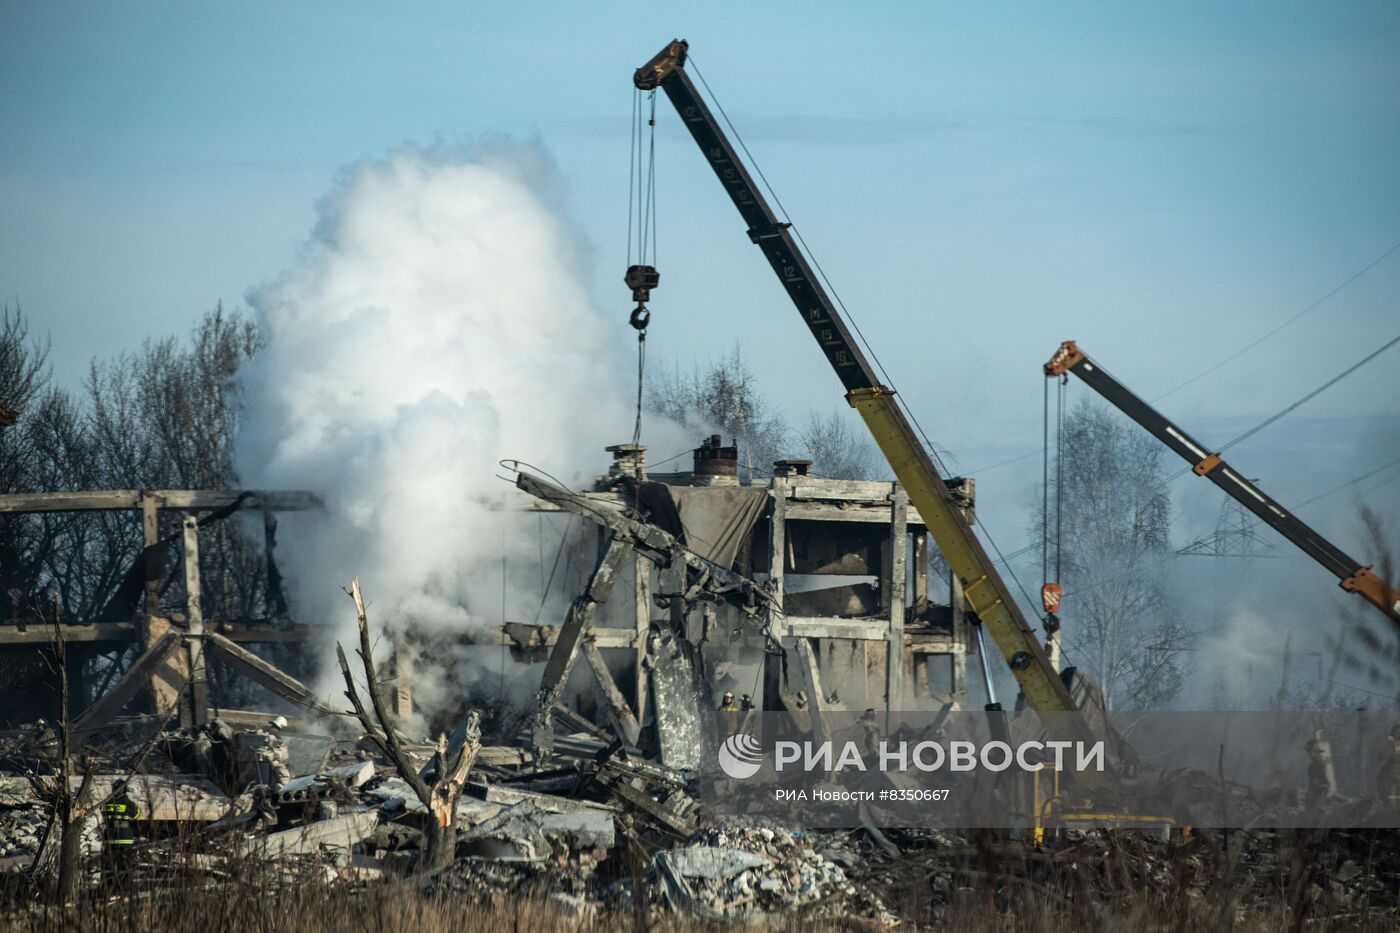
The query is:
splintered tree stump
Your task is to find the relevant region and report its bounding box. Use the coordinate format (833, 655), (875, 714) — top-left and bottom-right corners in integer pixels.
(338, 578), (482, 873)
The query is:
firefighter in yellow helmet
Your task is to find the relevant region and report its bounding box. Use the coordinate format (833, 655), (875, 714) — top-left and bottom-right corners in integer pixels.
(101, 778), (142, 882)
(717, 691), (742, 738)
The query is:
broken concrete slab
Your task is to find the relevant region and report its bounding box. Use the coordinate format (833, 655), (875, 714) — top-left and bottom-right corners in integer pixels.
(369, 777), (504, 827)
(649, 630), (703, 771)
(536, 810), (615, 850)
(0, 777), (34, 806)
(236, 809), (379, 859)
(472, 783), (619, 815)
(457, 801), (550, 862)
(275, 775), (328, 800)
(64, 774), (229, 821)
(658, 846), (770, 880)
(322, 760), (376, 788)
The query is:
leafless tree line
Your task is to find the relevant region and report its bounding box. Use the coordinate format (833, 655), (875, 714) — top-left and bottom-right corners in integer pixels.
(646, 342), (880, 481)
(1, 303), (271, 709)
(1031, 397), (1194, 709)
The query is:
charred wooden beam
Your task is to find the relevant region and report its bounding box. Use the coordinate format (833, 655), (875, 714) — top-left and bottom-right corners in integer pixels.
(71, 631), (185, 733)
(205, 631), (336, 716)
(530, 536), (632, 759)
(0, 619), (313, 646)
(514, 470), (774, 615)
(581, 639), (642, 746)
(0, 489), (321, 514)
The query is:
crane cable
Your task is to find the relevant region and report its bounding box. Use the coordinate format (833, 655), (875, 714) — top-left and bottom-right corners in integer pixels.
(689, 54), (1049, 623)
(626, 89), (660, 446)
(1041, 376), (1066, 645)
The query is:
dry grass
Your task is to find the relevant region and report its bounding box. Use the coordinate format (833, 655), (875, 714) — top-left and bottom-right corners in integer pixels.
(3, 827), (1396, 931)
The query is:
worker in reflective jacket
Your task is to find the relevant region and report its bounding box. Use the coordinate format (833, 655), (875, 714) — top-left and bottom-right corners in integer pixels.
(717, 691), (742, 737)
(101, 780), (141, 882)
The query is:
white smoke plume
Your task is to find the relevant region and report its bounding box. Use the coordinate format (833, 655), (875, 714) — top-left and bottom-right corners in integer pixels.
(235, 143), (633, 710)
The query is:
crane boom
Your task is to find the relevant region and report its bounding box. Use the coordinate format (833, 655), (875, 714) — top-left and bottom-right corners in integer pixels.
(1045, 340), (1400, 624)
(635, 40), (1080, 715)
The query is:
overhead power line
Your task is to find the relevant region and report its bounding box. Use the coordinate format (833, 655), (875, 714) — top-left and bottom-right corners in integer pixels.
(1163, 332), (1400, 486)
(1294, 454), (1400, 510)
(1154, 237), (1400, 403)
(1218, 332), (1400, 453)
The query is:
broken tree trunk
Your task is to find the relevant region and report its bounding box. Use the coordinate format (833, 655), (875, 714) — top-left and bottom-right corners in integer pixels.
(49, 602), (90, 903)
(338, 578), (481, 873)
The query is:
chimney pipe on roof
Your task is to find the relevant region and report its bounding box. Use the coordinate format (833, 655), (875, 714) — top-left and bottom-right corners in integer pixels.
(692, 434), (739, 486)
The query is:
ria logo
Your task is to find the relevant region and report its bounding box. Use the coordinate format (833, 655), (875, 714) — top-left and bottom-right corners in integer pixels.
(717, 732), (763, 779)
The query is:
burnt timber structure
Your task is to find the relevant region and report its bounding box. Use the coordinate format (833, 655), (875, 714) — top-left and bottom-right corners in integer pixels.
(4, 448), (977, 751)
(0, 489), (325, 730)
(514, 443), (975, 764)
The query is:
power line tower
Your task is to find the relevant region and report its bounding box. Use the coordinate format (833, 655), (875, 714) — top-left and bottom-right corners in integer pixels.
(1177, 495), (1282, 559)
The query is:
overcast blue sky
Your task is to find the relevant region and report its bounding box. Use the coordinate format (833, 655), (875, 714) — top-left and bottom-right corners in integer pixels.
(3, 1), (1398, 567)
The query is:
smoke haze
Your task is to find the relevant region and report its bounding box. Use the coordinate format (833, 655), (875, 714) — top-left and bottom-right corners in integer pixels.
(235, 143), (633, 706)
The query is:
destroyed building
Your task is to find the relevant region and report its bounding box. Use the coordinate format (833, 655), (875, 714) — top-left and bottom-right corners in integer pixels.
(511, 437), (978, 775)
(0, 433), (976, 753)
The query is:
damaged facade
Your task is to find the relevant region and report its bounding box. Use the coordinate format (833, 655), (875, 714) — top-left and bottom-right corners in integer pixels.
(511, 437), (977, 775)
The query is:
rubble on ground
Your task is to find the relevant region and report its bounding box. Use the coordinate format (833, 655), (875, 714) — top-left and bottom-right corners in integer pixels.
(2, 708), (1398, 928)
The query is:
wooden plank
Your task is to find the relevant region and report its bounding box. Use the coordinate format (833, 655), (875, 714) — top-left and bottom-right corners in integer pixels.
(788, 478), (900, 502)
(182, 516), (209, 725)
(785, 502), (927, 526)
(634, 554), (649, 724)
(0, 622), (135, 645)
(774, 617), (887, 641)
(795, 637), (834, 744)
(205, 631), (332, 715)
(0, 619), (314, 646)
(905, 633), (958, 651)
(607, 779), (694, 837)
(216, 621), (312, 643)
(141, 493), (161, 624)
(72, 631), (184, 732)
(530, 537), (632, 756)
(0, 489), (321, 514)
(0, 490), (142, 512)
(887, 487), (908, 713)
(581, 640), (641, 745)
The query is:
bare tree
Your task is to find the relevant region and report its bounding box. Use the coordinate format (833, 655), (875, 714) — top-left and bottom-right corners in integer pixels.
(798, 408), (880, 480)
(647, 343), (790, 479)
(46, 598), (94, 904)
(337, 579), (480, 872)
(2, 305), (265, 625)
(1034, 397), (1193, 709)
(2, 304), (274, 719)
(1308, 505), (1400, 708)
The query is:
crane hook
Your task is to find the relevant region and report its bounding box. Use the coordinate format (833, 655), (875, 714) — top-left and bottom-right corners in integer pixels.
(625, 264), (659, 334)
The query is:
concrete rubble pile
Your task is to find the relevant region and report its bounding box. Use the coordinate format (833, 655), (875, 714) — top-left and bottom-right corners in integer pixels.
(3, 709), (1400, 927)
(0, 710), (902, 924)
